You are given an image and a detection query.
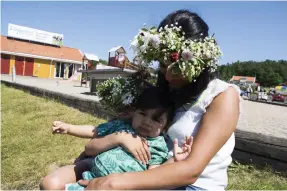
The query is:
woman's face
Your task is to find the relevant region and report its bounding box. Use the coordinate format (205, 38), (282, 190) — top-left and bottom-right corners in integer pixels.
(160, 64), (190, 89)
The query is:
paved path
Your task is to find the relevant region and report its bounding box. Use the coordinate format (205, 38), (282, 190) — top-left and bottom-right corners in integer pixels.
(1, 74), (100, 102)
(1, 74), (287, 139)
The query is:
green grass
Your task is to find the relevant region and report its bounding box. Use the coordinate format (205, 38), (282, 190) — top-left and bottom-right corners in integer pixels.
(1, 84), (287, 190)
(227, 161), (287, 190)
(1, 84), (105, 189)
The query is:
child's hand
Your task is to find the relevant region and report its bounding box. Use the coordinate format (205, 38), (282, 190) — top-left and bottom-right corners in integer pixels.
(173, 136), (193, 162)
(117, 132), (151, 165)
(52, 121), (71, 134)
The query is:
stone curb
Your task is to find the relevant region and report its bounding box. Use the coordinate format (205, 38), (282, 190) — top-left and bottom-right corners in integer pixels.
(1, 80), (116, 120)
(2, 80), (287, 173)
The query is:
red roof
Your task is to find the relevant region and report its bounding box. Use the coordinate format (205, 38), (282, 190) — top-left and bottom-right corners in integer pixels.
(1, 35), (83, 62)
(231, 76), (256, 82)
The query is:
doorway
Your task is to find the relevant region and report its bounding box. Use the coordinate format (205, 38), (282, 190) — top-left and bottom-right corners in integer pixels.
(15, 56), (24, 75)
(24, 58), (34, 76)
(68, 64), (74, 78)
(1, 54), (10, 74)
(54, 62), (65, 78)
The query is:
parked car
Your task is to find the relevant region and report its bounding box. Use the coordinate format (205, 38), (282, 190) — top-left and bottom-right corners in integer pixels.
(257, 92), (268, 101)
(272, 94), (285, 102)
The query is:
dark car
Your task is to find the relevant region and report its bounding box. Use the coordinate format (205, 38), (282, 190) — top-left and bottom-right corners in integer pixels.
(272, 94), (285, 102)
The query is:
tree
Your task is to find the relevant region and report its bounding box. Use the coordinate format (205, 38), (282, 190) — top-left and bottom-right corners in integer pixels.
(99, 59), (108, 65)
(218, 60), (287, 87)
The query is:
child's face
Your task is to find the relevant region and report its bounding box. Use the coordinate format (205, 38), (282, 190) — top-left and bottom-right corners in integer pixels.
(132, 108), (168, 138)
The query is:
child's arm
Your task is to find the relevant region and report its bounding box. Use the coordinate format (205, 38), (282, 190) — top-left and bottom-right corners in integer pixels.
(84, 133), (120, 156)
(52, 121), (97, 138)
(85, 132), (150, 165)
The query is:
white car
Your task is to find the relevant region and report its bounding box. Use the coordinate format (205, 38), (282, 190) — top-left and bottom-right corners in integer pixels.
(257, 92), (268, 101)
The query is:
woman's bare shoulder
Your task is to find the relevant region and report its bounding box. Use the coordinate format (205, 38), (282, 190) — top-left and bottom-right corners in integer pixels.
(211, 86), (240, 108)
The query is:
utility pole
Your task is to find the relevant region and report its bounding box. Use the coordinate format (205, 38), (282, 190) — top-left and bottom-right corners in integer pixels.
(12, 66), (16, 82)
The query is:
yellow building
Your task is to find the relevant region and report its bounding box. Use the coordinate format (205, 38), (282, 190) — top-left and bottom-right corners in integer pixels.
(1, 35), (83, 79)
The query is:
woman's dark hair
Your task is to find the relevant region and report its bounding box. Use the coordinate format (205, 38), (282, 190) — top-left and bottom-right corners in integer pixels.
(135, 87), (175, 128)
(157, 10), (216, 107)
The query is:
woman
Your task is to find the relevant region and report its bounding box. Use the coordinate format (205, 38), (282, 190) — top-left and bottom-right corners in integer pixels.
(79, 9), (241, 190)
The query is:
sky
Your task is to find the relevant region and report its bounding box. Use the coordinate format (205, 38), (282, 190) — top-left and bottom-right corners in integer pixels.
(1, 1), (287, 65)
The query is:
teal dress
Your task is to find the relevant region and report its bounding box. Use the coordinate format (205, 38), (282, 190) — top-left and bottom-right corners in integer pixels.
(66, 120), (169, 191)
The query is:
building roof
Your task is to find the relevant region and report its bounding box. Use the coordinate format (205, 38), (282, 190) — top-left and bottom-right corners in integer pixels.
(231, 76), (256, 82)
(84, 53), (99, 61)
(1, 35), (83, 64)
(108, 46), (126, 54)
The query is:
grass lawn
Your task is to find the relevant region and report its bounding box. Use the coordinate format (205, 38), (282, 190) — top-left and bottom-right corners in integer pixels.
(1, 84), (287, 190)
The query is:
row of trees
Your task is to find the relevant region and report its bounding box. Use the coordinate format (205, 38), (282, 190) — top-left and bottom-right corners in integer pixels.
(99, 58), (287, 87)
(218, 60), (287, 87)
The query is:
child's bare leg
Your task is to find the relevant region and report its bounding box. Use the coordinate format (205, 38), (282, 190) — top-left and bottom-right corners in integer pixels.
(40, 159), (91, 190)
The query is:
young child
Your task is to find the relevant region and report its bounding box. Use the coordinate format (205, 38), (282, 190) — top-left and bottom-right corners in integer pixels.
(40, 87), (193, 190)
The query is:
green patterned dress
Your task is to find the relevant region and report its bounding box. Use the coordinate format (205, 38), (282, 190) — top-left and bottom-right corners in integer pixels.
(66, 120), (169, 191)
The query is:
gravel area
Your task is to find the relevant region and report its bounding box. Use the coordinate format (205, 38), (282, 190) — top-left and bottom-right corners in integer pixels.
(237, 100), (287, 139)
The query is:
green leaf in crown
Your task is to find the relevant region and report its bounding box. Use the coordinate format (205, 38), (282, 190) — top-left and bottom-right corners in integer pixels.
(95, 68), (152, 113)
(130, 24), (223, 82)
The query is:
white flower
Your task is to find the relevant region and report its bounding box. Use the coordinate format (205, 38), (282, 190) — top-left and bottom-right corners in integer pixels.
(204, 50), (212, 59)
(122, 93), (134, 105)
(139, 31), (152, 52)
(182, 49), (193, 61)
(151, 34), (160, 48)
(179, 62), (186, 72)
(130, 36), (139, 53)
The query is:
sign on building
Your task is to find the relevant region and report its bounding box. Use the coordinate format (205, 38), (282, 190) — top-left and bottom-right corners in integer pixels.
(8, 23), (64, 46)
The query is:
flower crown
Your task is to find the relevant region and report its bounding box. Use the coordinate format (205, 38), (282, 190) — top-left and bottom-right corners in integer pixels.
(130, 23), (223, 82)
(96, 69), (152, 113)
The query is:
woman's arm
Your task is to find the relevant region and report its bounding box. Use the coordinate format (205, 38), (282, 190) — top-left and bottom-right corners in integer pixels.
(83, 87), (240, 190)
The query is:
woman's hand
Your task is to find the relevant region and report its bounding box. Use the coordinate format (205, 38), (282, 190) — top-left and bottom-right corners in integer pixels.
(78, 174), (120, 190)
(174, 136), (193, 162)
(117, 132), (151, 165)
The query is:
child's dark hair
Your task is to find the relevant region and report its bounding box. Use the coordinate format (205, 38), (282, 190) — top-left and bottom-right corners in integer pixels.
(135, 87), (175, 129)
